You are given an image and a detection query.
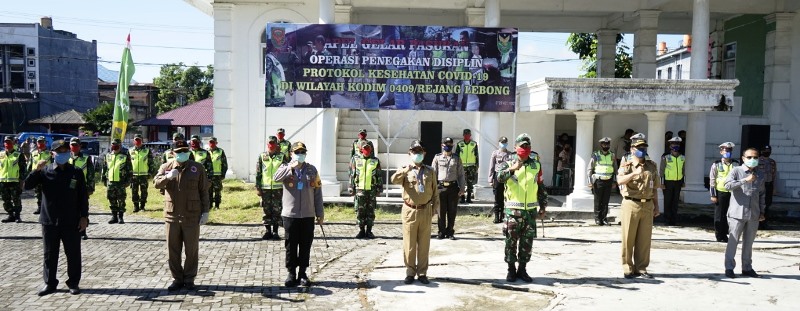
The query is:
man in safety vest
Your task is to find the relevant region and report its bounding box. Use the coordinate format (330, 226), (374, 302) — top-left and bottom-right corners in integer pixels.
(350, 141), (383, 239)
(1, 136), (27, 223)
(256, 136), (288, 240)
(587, 137), (617, 226)
(207, 137), (228, 209)
(29, 136), (52, 215)
(189, 135), (212, 178)
(456, 129), (479, 203)
(102, 139), (132, 224)
(69, 137), (95, 240)
(660, 136), (685, 226)
(496, 133), (547, 283)
(710, 142), (739, 242)
(129, 134), (155, 213)
(277, 128), (292, 159)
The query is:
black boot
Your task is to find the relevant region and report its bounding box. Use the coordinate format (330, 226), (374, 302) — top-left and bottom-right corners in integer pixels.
(356, 226), (366, 239)
(1, 213), (13, 223)
(108, 212), (118, 224)
(140, 203), (146, 212)
(262, 226), (273, 240)
(506, 263), (517, 282)
(460, 195), (466, 204)
(133, 202), (140, 213)
(365, 226), (375, 239)
(82, 231), (88, 240)
(284, 267), (298, 287)
(466, 191), (473, 203)
(14, 211), (21, 223)
(493, 211), (502, 224)
(517, 262), (533, 282)
(118, 212), (125, 224)
(298, 267), (310, 287)
(272, 225), (280, 240)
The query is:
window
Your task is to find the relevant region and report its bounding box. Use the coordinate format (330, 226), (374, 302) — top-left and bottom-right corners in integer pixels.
(667, 67), (673, 79)
(723, 42), (736, 79)
(27, 71), (36, 79)
(27, 47), (35, 56)
(9, 45), (24, 58)
(27, 59), (35, 67)
(676, 64), (682, 79)
(28, 82), (36, 90)
(657, 70), (662, 79)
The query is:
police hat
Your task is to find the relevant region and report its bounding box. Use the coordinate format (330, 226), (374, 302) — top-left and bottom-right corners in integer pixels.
(292, 141), (307, 152)
(409, 140), (424, 152)
(719, 142), (735, 149)
(598, 137), (612, 143)
(499, 136), (508, 143)
(173, 140), (189, 152)
(630, 133), (648, 147)
(51, 140), (68, 152)
(442, 137), (454, 144)
(668, 137), (683, 143)
(70, 137), (81, 145)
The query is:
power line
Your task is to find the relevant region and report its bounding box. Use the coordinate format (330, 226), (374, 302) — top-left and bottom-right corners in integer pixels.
(0, 30), (214, 51)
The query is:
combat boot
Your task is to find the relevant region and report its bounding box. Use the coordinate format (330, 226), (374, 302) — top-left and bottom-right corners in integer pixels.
(108, 212), (118, 224)
(493, 211), (502, 224)
(272, 225), (280, 240)
(466, 191), (473, 203)
(1, 213), (14, 223)
(133, 202), (140, 213)
(118, 212), (125, 224)
(516, 262), (533, 283)
(262, 227), (273, 240)
(506, 263), (517, 282)
(14, 211), (21, 223)
(365, 226), (375, 239)
(460, 195), (466, 204)
(355, 226), (366, 239)
(140, 203), (146, 212)
(284, 267), (298, 287)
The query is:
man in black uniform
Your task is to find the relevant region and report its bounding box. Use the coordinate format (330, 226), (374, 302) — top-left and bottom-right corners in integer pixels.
(25, 140), (89, 296)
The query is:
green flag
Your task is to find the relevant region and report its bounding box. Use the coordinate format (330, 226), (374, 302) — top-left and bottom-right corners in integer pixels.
(112, 34), (135, 141)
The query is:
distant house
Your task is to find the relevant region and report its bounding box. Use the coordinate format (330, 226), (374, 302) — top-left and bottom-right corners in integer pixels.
(134, 97), (213, 142)
(97, 64), (158, 139)
(27, 109), (87, 135)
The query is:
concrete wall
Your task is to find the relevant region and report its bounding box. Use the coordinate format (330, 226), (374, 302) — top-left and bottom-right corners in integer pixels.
(37, 27), (97, 117)
(724, 15), (767, 116)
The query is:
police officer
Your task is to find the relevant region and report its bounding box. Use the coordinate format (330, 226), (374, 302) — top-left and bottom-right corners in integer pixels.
(102, 138), (132, 224)
(588, 137), (617, 225)
(456, 129), (478, 203)
(758, 145), (777, 230)
(488, 136), (511, 223)
(69, 137), (95, 240)
(496, 134), (547, 283)
(433, 137), (466, 240)
(660, 137), (685, 226)
(208, 137), (228, 209)
(710, 142), (738, 242)
(617, 133), (661, 279)
(130, 134), (155, 213)
(256, 136), (287, 240)
(30, 136), (52, 214)
(350, 141), (383, 239)
(190, 135), (212, 179)
(1, 136), (26, 223)
(277, 128), (292, 159)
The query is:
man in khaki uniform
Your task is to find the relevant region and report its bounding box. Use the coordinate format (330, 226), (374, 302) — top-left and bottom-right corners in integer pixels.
(391, 140), (439, 285)
(154, 140), (210, 291)
(617, 133), (661, 279)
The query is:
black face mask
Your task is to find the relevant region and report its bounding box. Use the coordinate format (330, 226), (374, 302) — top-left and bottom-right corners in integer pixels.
(762, 152), (771, 157)
(601, 146), (610, 151)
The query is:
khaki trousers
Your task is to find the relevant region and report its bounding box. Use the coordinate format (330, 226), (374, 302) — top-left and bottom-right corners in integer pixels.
(620, 199), (654, 275)
(166, 221), (200, 283)
(402, 204), (433, 277)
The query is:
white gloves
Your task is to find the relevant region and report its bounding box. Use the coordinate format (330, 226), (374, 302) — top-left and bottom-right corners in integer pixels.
(166, 169), (179, 180)
(199, 212), (209, 225)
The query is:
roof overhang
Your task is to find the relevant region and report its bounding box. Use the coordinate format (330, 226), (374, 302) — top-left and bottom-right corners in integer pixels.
(518, 78), (739, 113)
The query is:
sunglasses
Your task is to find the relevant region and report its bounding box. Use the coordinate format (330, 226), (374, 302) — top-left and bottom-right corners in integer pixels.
(743, 156), (757, 159)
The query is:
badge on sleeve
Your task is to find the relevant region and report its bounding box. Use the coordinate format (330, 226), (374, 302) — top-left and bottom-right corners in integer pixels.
(191, 166), (198, 173)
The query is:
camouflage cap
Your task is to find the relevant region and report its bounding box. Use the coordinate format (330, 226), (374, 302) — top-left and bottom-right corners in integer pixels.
(277, 128), (285, 133)
(190, 135), (201, 141)
(36, 136), (46, 142)
(267, 136), (278, 143)
(463, 129), (471, 135)
(208, 137), (217, 142)
(359, 129), (367, 134)
(172, 132), (185, 140)
(515, 133), (531, 147)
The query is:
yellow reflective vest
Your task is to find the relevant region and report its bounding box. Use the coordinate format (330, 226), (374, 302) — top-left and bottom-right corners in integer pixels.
(0, 151), (22, 182)
(105, 153), (127, 182)
(129, 147), (150, 176)
(457, 141), (477, 166)
(664, 154), (685, 181)
(354, 157), (379, 191)
(260, 153), (284, 189)
(210, 148), (225, 176)
(715, 161), (735, 193)
(504, 159), (541, 210)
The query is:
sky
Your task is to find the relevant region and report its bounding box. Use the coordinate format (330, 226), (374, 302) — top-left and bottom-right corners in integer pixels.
(2, 0), (684, 84)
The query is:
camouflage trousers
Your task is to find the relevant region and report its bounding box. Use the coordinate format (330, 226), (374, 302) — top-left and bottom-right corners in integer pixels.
(209, 176), (224, 208)
(130, 175), (149, 205)
(464, 165), (478, 192)
(1, 182), (22, 213)
(354, 189), (377, 227)
(261, 189), (283, 226)
(107, 182), (127, 213)
(503, 208), (538, 264)
(34, 185), (43, 209)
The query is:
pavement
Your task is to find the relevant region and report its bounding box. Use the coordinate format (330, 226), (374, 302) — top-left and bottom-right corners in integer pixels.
(1, 193), (799, 310)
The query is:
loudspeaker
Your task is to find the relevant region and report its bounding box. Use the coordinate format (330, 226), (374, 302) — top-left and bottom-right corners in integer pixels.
(740, 125), (770, 155)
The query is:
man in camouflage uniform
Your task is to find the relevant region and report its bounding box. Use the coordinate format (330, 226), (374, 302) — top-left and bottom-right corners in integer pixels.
(496, 134), (547, 283)
(277, 128), (292, 159)
(102, 139), (132, 224)
(207, 137), (228, 209)
(256, 136), (287, 240)
(1, 136), (26, 223)
(130, 134), (155, 212)
(456, 129), (479, 203)
(69, 137), (94, 240)
(350, 141), (383, 239)
(29, 136), (52, 214)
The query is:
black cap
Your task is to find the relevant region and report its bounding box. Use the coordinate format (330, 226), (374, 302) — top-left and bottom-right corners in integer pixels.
(51, 140), (68, 152)
(763, 145), (772, 150)
(111, 138), (121, 145)
(499, 136), (508, 143)
(409, 140), (424, 152)
(463, 129), (471, 135)
(172, 140), (189, 152)
(442, 137), (453, 144)
(4, 136), (14, 142)
(70, 137), (81, 145)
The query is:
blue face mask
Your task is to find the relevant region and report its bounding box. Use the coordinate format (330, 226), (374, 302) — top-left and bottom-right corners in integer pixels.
(442, 145), (453, 152)
(175, 152), (190, 163)
(634, 149), (647, 158)
(293, 154), (306, 163)
(722, 152), (732, 159)
(499, 143), (508, 150)
(410, 153), (424, 164)
(54, 152), (70, 165)
(670, 145), (680, 152)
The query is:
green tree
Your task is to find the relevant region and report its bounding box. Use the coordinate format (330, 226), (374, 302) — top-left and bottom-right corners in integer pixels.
(567, 33), (632, 78)
(153, 63), (214, 114)
(83, 101), (114, 134)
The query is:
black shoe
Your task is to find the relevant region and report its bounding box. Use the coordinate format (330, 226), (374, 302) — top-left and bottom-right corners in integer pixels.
(33, 208), (41, 215)
(355, 229), (366, 239)
(624, 273), (636, 279)
(118, 213), (124, 224)
(466, 197), (473, 203)
(262, 231), (273, 240)
(460, 196), (466, 204)
(272, 231), (280, 240)
(638, 272), (654, 279)
(449, 234), (456, 240)
(108, 213), (118, 224)
(725, 269), (736, 278)
(1, 214), (14, 223)
(184, 282), (196, 290)
(418, 275), (430, 284)
(404, 276), (414, 284)
(284, 272), (298, 287)
(365, 231), (375, 239)
(68, 286), (80, 295)
(741, 270), (761, 278)
(167, 280), (183, 291)
(14, 212), (21, 223)
(436, 233), (445, 240)
(595, 219), (603, 226)
(37, 284), (57, 296)
(82, 232), (88, 240)
(298, 274), (311, 287)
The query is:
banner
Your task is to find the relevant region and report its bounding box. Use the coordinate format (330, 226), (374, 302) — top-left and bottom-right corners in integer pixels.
(112, 34), (135, 141)
(264, 23), (518, 112)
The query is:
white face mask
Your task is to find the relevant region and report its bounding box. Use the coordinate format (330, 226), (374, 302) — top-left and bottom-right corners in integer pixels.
(410, 153), (424, 164)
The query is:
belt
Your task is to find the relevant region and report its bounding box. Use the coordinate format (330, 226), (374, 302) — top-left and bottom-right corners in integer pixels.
(404, 200), (429, 209)
(624, 196), (652, 202)
(439, 181), (457, 187)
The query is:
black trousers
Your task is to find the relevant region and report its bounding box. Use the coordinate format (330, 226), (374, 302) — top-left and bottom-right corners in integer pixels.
(283, 217), (315, 269)
(42, 225), (81, 288)
(663, 180), (682, 225)
(438, 184), (460, 235)
(493, 183), (505, 214)
(765, 181), (774, 217)
(593, 179), (613, 221)
(714, 191), (732, 241)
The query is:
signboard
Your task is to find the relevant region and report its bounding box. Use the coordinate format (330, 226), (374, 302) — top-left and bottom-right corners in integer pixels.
(264, 23), (518, 112)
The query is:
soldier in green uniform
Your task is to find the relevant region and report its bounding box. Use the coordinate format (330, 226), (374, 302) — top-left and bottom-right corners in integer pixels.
(350, 129), (375, 158)
(350, 141), (383, 239)
(102, 139), (132, 224)
(1, 136), (27, 223)
(69, 137), (94, 240)
(456, 129), (479, 203)
(256, 136), (287, 240)
(496, 134), (547, 283)
(277, 128), (291, 159)
(207, 137), (228, 209)
(130, 134), (155, 212)
(30, 136), (53, 214)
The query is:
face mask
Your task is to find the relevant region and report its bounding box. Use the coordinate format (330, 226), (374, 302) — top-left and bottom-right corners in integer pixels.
(410, 153), (424, 164)
(499, 143), (507, 150)
(671, 145), (680, 152)
(277, 133), (285, 140)
(175, 152), (190, 163)
(111, 145), (120, 151)
(358, 133), (366, 139)
(37, 142), (46, 150)
(601, 146), (610, 151)
(361, 149), (371, 157)
(516, 147), (531, 159)
(442, 145), (453, 152)
(745, 158), (758, 167)
(293, 153), (306, 163)
(190, 141), (200, 149)
(634, 148), (647, 158)
(3, 143), (13, 150)
(70, 145), (80, 154)
(762, 152), (771, 157)
(722, 152), (732, 159)
(267, 143), (278, 153)
(134, 140), (142, 147)
(463, 135), (471, 141)
(54, 152), (70, 165)
(209, 142), (217, 149)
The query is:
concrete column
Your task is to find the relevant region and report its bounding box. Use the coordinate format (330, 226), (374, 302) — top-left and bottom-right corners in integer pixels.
(646, 112), (668, 212)
(690, 0), (709, 79)
(485, 0), (500, 27)
(317, 0), (341, 195)
(566, 111), (597, 211)
(212, 3), (236, 178)
(319, 0), (334, 24)
(764, 13), (795, 125)
(334, 5), (353, 24)
(477, 0), (501, 188)
(596, 29), (617, 78)
(633, 10), (660, 78)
